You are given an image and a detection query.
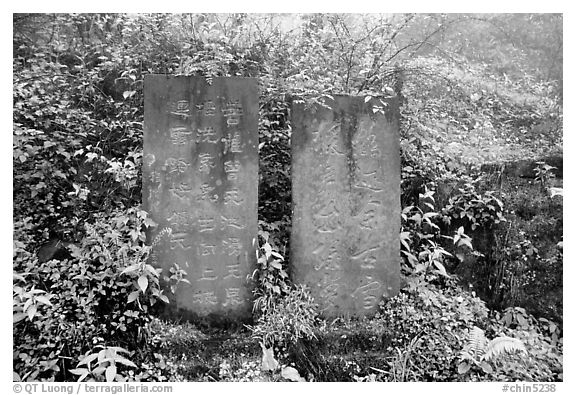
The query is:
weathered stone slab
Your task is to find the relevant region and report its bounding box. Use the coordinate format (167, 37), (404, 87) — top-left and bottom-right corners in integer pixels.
(143, 76), (258, 322)
(291, 95), (400, 317)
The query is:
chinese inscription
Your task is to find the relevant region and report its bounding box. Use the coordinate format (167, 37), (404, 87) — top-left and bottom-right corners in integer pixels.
(143, 76), (258, 322)
(291, 95), (401, 317)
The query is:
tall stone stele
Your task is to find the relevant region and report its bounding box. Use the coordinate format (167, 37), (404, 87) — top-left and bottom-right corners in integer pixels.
(291, 95), (401, 317)
(143, 76), (258, 323)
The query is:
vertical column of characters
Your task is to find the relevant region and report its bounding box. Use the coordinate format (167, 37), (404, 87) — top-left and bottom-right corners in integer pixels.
(221, 98), (248, 309)
(189, 97), (220, 309)
(350, 115), (386, 313)
(310, 121), (346, 313)
(161, 99), (196, 279)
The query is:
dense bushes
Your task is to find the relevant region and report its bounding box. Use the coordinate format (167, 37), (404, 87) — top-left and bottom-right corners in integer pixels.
(13, 207), (187, 381)
(374, 276), (562, 382)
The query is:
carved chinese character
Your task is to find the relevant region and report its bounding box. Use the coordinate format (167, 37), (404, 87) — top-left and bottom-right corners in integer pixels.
(359, 208), (378, 231)
(223, 188), (244, 206)
(324, 125), (344, 156)
(352, 278), (381, 310)
(318, 273), (340, 311)
(220, 214), (245, 230)
(222, 99), (242, 117)
(224, 263), (242, 279)
(198, 153), (215, 174)
(313, 212), (342, 234)
(167, 211), (192, 232)
(354, 168), (384, 192)
(353, 130), (381, 158)
(170, 232), (192, 250)
(168, 100), (190, 118)
(196, 100), (216, 116)
(321, 163), (336, 185)
(149, 170), (161, 184)
(169, 127), (194, 145)
(196, 127), (219, 144)
(198, 242), (216, 256)
(222, 99), (243, 126)
(165, 158), (190, 175)
(199, 267), (217, 281)
(312, 242), (342, 271)
(144, 153), (156, 168)
(223, 131), (242, 153)
(224, 159), (241, 181)
(222, 237), (242, 256)
(223, 287), (243, 306)
(350, 245), (381, 269)
(169, 182), (193, 200)
(197, 215), (216, 233)
(192, 291), (217, 305)
(196, 183), (218, 203)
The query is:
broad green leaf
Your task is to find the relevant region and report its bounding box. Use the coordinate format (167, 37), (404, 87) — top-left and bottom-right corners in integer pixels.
(457, 362), (470, 374)
(35, 295), (53, 306)
(114, 357), (137, 368)
(69, 368), (89, 382)
(105, 365), (117, 382)
(93, 366), (106, 375)
(121, 264), (140, 275)
(127, 291), (140, 303)
(480, 361), (493, 374)
(13, 313), (27, 324)
(77, 353), (99, 367)
(27, 305), (37, 320)
(137, 275), (148, 292)
(281, 366), (305, 382)
(263, 243), (272, 258)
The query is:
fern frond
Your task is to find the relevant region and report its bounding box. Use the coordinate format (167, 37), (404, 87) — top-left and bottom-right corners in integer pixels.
(465, 326), (487, 359)
(482, 336), (526, 361)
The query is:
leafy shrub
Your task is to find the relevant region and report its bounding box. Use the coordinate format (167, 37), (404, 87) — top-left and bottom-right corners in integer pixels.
(13, 207), (185, 381)
(70, 346), (137, 382)
(249, 285), (320, 352)
(378, 275), (561, 382)
(441, 182), (506, 231)
(399, 185), (477, 278)
(378, 276), (490, 381)
(458, 326), (526, 375)
(249, 230), (291, 315)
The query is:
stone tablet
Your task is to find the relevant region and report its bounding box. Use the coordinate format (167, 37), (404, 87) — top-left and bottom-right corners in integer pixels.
(291, 95), (400, 317)
(143, 76), (258, 322)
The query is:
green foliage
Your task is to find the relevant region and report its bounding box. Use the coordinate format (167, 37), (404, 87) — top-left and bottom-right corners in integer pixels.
(258, 97), (292, 246)
(378, 276), (561, 382)
(69, 346), (137, 382)
(482, 308), (563, 382)
(478, 174), (563, 322)
(249, 285), (319, 351)
(379, 276), (490, 381)
(399, 184), (479, 278)
(249, 230), (291, 315)
(441, 182), (506, 231)
(534, 161), (557, 190)
(458, 326), (526, 375)
(13, 207), (186, 381)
